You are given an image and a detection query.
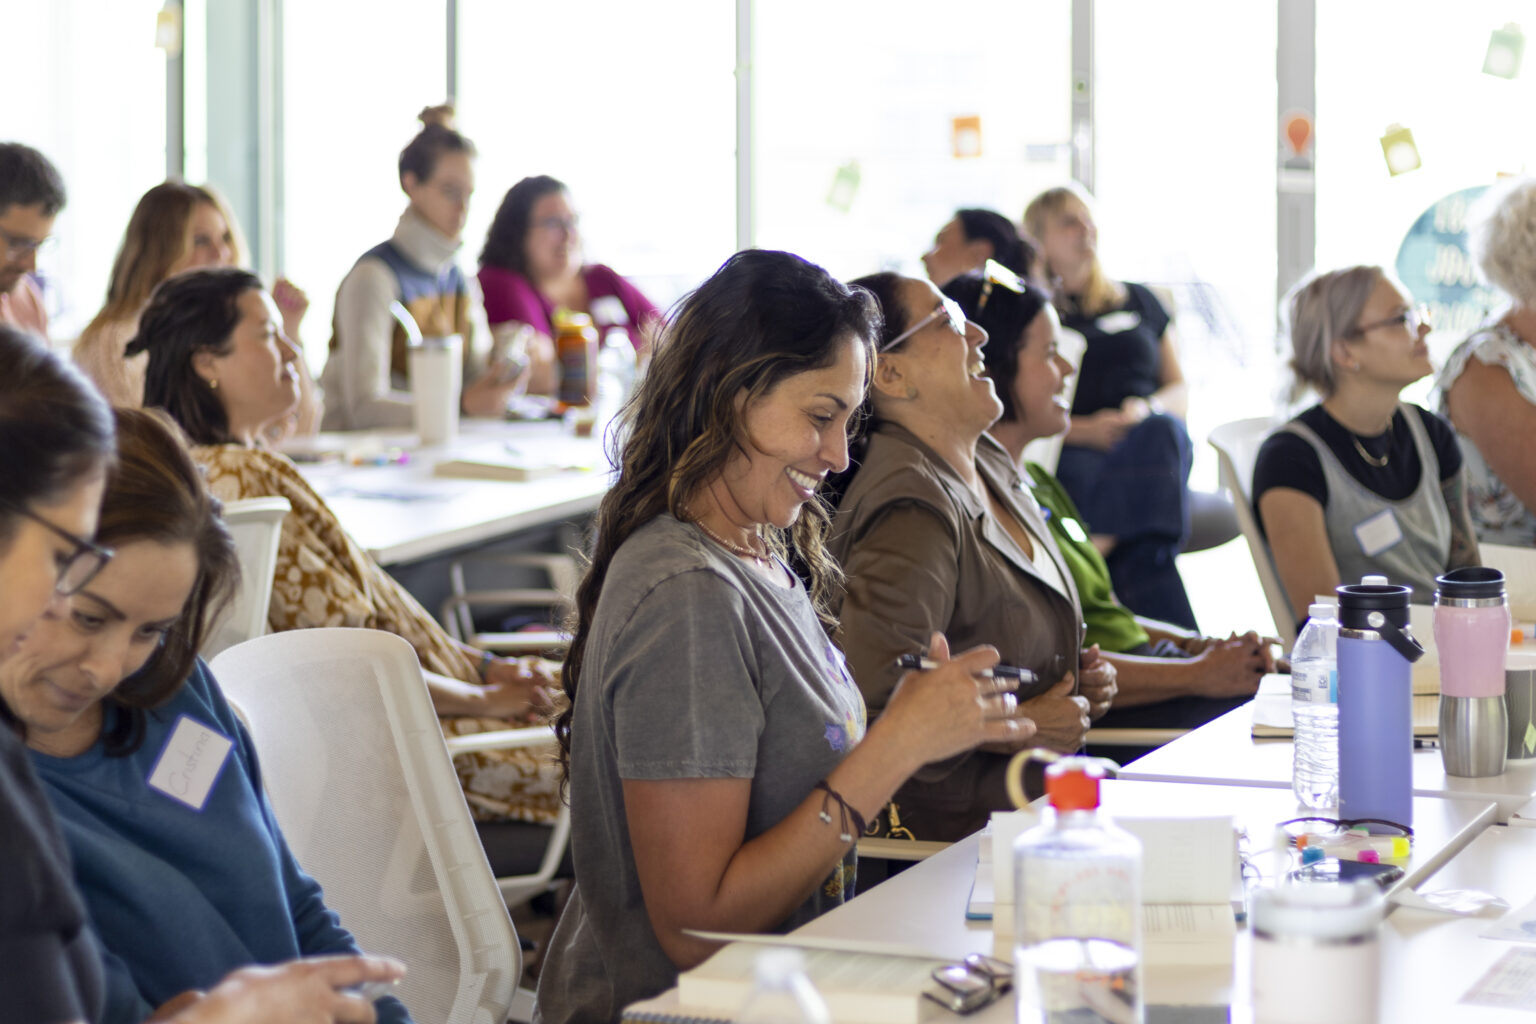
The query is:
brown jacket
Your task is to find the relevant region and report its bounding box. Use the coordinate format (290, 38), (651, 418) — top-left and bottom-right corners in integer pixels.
(829, 422), (1083, 841)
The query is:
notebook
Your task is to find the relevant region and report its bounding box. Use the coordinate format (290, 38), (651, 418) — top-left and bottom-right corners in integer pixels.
(1250, 674), (1439, 738)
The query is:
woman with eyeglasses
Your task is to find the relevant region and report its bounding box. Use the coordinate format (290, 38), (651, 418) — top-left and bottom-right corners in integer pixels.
(0, 327), (402, 1024)
(1024, 185), (1199, 630)
(827, 271), (1118, 842)
(477, 175), (659, 396)
(942, 269), (1274, 749)
(321, 105), (521, 429)
(1254, 266), (1479, 621)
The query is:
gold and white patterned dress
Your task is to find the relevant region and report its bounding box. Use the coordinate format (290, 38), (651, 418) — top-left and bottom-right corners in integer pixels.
(193, 444), (561, 824)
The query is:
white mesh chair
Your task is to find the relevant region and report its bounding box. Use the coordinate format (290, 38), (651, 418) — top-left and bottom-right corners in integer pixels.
(202, 497), (290, 658)
(440, 553), (577, 657)
(210, 629), (528, 1024)
(1208, 417), (1296, 642)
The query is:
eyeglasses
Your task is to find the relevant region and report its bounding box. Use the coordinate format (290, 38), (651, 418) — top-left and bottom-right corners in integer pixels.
(533, 216), (579, 235)
(3, 503), (114, 596)
(1350, 305), (1429, 337)
(881, 295), (968, 353)
(1279, 815), (1414, 840)
(0, 226), (55, 261)
(976, 258), (1028, 312)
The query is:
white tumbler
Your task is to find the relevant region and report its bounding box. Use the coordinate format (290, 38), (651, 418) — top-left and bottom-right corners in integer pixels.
(409, 334), (462, 446)
(1251, 881), (1382, 1024)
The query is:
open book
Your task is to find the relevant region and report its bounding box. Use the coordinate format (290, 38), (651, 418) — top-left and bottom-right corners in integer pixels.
(1250, 674), (1439, 738)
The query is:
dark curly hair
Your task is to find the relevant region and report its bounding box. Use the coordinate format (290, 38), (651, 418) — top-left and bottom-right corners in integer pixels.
(478, 175), (566, 276)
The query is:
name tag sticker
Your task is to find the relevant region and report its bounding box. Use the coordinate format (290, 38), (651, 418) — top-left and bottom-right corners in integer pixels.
(1095, 310), (1141, 334)
(589, 295), (629, 326)
(1061, 517), (1089, 545)
(1353, 508), (1405, 557)
(148, 715), (234, 812)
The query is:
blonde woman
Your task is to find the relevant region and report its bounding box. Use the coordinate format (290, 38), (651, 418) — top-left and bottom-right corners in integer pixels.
(73, 181), (317, 434)
(1024, 185), (1196, 629)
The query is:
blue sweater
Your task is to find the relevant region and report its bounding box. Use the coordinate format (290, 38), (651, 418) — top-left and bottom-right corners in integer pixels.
(30, 660), (412, 1024)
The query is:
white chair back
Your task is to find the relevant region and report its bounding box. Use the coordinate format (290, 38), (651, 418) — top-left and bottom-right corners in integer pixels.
(203, 497), (290, 658)
(210, 629), (522, 1024)
(1018, 326), (1088, 474)
(1208, 417), (1297, 642)
(1482, 543), (1536, 622)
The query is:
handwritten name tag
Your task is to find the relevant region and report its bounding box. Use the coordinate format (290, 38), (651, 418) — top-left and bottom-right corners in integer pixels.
(1095, 310), (1142, 335)
(1353, 508), (1404, 558)
(148, 715), (233, 811)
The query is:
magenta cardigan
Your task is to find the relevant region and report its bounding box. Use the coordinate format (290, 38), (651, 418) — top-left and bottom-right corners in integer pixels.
(477, 262), (659, 349)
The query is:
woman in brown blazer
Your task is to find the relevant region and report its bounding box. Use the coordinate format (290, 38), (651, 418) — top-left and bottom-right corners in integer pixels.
(830, 272), (1118, 841)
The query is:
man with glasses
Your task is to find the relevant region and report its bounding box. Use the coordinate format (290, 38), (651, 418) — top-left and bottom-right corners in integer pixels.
(0, 143), (65, 340)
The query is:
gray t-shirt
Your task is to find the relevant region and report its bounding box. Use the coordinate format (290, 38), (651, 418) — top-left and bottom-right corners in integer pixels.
(535, 515), (867, 1024)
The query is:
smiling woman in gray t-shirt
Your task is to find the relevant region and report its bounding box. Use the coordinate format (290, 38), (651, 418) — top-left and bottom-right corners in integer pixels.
(534, 251), (1036, 1024)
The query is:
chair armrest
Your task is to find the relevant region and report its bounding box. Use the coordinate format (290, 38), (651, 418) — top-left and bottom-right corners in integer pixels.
(474, 630), (570, 656)
(444, 726), (558, 756)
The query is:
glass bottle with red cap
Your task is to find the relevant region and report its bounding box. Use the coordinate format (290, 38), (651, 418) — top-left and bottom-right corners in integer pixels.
(1013, 757), (1144, 1024)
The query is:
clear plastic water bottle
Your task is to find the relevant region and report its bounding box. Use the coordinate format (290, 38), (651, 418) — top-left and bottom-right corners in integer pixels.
(736, 948), (832, 1024)
(1014, 758), (1143, 1024)
(594, 327), (637, 437)
(1291, 602), (1339, 809)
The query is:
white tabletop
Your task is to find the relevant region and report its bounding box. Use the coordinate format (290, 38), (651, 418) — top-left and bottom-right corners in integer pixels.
(1120, 701), (1536, 823)
(286, 420), (610, 565)
(789, 780), (1496, 1020)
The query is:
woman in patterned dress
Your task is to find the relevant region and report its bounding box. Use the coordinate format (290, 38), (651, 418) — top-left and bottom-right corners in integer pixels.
(126, 266), (561, 828)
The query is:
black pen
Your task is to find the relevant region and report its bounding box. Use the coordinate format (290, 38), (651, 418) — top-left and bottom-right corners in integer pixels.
(894, 654), (1037, 684)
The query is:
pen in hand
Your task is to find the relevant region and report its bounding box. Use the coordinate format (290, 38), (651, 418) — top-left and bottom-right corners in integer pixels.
(894, 653), (1037, 685)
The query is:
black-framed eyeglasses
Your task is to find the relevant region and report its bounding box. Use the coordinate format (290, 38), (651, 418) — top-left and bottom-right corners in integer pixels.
(1279, 815), (1414, 840)
(3, 503), (114, 596)
(976, 258), (1028, 313)
(1349, 305), (1429, 337)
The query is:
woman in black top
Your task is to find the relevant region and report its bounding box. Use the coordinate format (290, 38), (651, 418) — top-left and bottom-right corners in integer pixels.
(1024, 185), (1197, 629)
(0, 325), (401, 1024)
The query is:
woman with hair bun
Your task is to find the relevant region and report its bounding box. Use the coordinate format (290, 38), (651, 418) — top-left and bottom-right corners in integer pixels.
(1435, 177), (1536, 546)
(321, 105), (520, 429)
(1254, 265), (1478, 621)
(921, 208), (1039, 288)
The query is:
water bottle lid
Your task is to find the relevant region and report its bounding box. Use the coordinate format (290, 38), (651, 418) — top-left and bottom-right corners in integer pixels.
(1306, 602), (1336, 621)
(1361, 575), (1389, 586)
(1435, 566), (1505, 599)
(1045, 757), (1105, 811)
(1336, 583), (1412, 628)
(1250, 881), (1384, 940)
(752, 947), (809, 988)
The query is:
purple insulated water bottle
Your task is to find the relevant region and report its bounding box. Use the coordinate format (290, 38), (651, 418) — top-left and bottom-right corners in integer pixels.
(1337, 584), (1425, 832)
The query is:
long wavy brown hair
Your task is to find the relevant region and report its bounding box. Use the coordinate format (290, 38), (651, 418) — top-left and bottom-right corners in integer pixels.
(555, 249), (879, 781)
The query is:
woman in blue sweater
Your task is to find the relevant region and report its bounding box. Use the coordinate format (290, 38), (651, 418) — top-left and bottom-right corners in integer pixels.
(0, 405), (413, 1024)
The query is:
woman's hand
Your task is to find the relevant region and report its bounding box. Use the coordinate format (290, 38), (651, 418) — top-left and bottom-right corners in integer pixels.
(881, 633), (1036, 766)
(1069, 408), (1136, 451)
(1189, 632), (1272, 698)
(172, 955), (406, 1024)
(1010, 674), (1090, 754)
(272, 277), (310, 342)
(1077, 645), (1118, 719)
(481, 655), (558, 716)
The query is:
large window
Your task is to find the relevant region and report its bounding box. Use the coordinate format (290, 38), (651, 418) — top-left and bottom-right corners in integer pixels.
(281, 1), (447, 364)
(8, 1), (168, 341)
(457, 0), (737, 313)
(752, 0), (1073, 282)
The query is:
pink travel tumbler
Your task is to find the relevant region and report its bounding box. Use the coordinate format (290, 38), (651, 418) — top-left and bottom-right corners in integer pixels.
(1435, 567), (1509, 778)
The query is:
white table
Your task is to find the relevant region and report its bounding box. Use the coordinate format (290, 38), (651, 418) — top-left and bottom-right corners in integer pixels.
(286, 420), (610, 566)
(626, 780), (1498, 1023)
(1121, 701), (1536, 823)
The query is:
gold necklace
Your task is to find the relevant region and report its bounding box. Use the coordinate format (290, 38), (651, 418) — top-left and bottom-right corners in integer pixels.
(1349, 419), (1392, 468)
(694, 519), (771, 567)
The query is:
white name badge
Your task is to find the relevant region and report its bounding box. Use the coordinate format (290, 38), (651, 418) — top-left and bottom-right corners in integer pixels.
(1095, 310), (1142, 335)
(1353, 507), (1405, 557)
(589, 294), (629, 326)
(148, 715), (234, 811)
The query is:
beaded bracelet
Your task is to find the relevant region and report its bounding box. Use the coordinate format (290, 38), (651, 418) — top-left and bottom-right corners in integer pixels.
(813, 780), (867, 842)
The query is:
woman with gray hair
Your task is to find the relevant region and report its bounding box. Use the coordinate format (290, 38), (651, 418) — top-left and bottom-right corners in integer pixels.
(1252, 266), (1478, 621)
(1434, 178), (1536, 546)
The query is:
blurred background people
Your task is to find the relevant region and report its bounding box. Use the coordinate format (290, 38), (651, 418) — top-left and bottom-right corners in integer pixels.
(0, 143), (66, 339)
(920, 207), (1038, 288)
